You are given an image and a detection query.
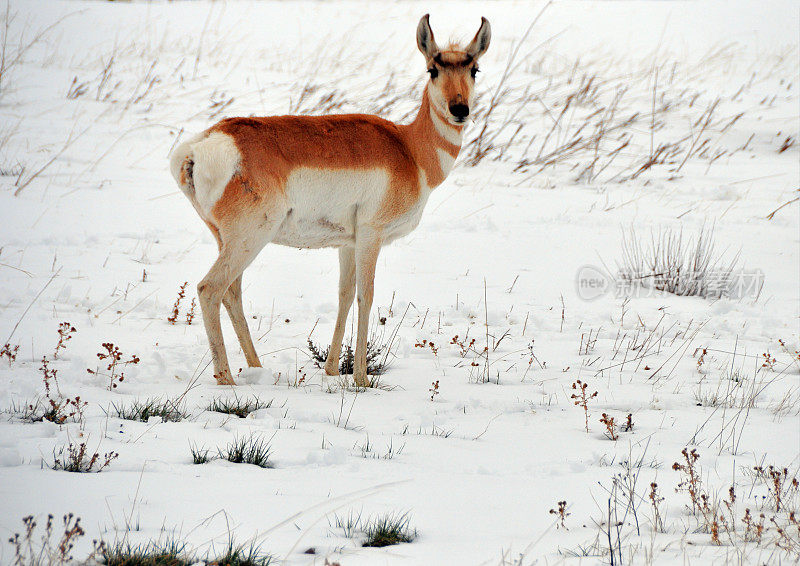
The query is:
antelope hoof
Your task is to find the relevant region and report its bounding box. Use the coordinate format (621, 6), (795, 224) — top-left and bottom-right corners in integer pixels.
(323, 359), (339, 376)
(353, 372), (370, 388)
(214, 370), (236, 386)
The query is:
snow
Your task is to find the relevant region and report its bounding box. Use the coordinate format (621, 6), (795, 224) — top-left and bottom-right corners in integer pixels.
(0, 0), (798, 564)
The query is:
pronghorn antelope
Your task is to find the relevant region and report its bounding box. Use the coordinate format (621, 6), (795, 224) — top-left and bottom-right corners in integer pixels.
(169, 14), (491, 387)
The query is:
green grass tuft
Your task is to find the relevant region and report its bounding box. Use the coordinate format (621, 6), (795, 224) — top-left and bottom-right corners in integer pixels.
(100, 537), (192, 566)
(190, 443), (214, 465)
(206, 396), (272, 418)
(5, 398), (46, 422)
(210, 539), (275, 566)
(112, 397), (188, 423)
(218, 434), (274, 468)
(332, 511), (416, 548)
(362, 512), (417, 547)
(99, 535), (274, 566)
(332, 510), (363, 539)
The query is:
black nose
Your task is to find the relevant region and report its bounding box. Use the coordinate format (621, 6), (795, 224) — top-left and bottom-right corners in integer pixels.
(449, 103), (469, 120)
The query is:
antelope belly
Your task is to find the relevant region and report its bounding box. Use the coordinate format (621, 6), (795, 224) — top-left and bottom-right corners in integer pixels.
(272, 167), (389, 249)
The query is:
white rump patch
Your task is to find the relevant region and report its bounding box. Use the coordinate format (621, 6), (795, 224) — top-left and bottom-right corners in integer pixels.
(168, 131), (204, 188)
(190, 131), (241, 216)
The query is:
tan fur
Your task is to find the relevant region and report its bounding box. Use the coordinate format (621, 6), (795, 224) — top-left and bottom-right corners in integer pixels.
(393, 88), (461, 195)
(201, 83), (464, 234)
(170, 15), (490, 386)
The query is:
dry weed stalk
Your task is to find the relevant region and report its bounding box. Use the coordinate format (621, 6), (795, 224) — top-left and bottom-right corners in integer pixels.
(13, 357), (88, 426)
(521, 340), (546, 382)
(13, 126), (89, 196)
(414, 339), (438, 355)
(185, 297), (196, 325)
(54, 322), (76, 359)
(698, 487), (736, 545)
(87, 343), (139, 391)
(49, 442), (118, 473)
(649, 482), (665, 532)
(742, 508), (766, 543)
(571, 379), (597, 433)
(579, 328), (599, 355)
(767, 190), (800, 220)
(1, 342), (18, 365)
(95, 54), (117, 101)
(429, 380), (439, 401)
(772, 514), (800, 554)
(675, 98), (720, 173)
(695, 347), (708, 372)
(464, 2), (553, 165)
(673, 448), (702, 514)
(761, 352), (777, 371)
(599, 413), (618, 441)
(549, 500), (570, 530)
(778, 339), (800, 371)
(0, 4), (67, 97)
(66, 76), (88, 99)
(450, 334), (476, 358)
(167, 282), (188, 324)
(621, 412), (634, 432)
(9, 513), (86, 564)
(753, 465), (799, 513)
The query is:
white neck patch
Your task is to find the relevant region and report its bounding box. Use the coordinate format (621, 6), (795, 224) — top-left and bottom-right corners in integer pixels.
(429, 105), (464, 147)
(436, 147), (457, 178)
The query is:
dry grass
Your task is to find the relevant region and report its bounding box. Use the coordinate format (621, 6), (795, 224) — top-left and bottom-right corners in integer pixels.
(619, 225), (741, 299)
(48, 442), (118, 473)
(8, 513), (87, 565)
(3, 3), (793, 203)
(0, 4), (67, 98)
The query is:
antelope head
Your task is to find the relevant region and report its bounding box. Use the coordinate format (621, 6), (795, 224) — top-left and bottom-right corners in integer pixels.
(416, 14), (492, 125)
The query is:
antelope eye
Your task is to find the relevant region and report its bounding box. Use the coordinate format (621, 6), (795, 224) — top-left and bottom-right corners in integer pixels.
(428, 67), (438, 79)
(470, 67), (479, 79)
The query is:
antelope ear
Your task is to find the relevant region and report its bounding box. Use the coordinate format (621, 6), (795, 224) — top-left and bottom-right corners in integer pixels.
(416, 14), (439, 60)
(466, 17), (491, 60)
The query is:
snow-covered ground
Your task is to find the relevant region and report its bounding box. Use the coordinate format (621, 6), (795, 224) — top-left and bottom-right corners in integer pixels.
(0, 1), (798, 564)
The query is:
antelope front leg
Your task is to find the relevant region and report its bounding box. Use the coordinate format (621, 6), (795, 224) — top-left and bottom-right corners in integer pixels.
(353, 229), (382, 387)
(324, 247), (356, 376)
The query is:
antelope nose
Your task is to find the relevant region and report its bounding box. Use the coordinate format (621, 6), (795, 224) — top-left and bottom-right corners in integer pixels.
(449, 103), (469, 120)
